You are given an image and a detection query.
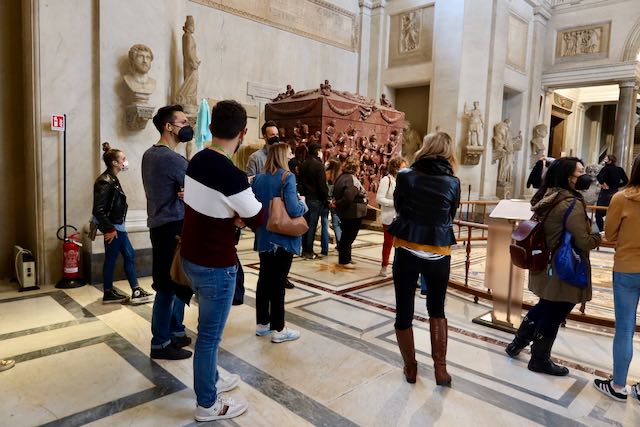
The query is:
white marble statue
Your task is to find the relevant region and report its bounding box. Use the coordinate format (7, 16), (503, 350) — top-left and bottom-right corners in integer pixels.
(400, 11), (419, 53)
(492, 118), (514, 184)
(175, 16), (200, 113)
(530, 124), (548, 159)
(123, 44), (156, 104)
(463, 101), (484, 146)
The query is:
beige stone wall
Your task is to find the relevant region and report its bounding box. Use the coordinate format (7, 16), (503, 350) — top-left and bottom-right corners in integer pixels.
(31, 0), (359, 285)
(0, 2), (28, 279)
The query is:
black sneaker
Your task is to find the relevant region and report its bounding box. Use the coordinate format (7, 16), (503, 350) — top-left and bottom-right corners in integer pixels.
(172, 335), (192, 348)
(103, 289), (128, 304)
(112, 288), (130, 298)
(285, 279), (295, 289)
(150, 343), (192, 360)
(593, 378), (627, 402)
(130, 287), (154, 305)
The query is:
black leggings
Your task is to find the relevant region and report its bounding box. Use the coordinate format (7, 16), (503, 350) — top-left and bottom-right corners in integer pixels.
(526, 299), (575, 338)
(393, 248), (450, 330)
(338, 218), (362, 264)
(256, 247), (293, 332)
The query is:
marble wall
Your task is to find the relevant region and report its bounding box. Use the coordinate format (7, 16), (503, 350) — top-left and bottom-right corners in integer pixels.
(32, 0), (359, 285)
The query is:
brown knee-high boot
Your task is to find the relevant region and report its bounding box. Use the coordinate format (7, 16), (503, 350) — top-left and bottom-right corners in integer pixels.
(429, 317), (451, 386)
(395, 327), (417, 383)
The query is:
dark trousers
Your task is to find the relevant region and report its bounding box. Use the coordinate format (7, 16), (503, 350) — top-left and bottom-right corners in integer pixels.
(303, 200), (323, 254)
(526, 299), (575, 338)
(338, 218), (362, 265)
(256, 247), (293, 332)
(149, 220), (186, 347)
(595, 189), (615, 231)
(393, 247), (450, 330)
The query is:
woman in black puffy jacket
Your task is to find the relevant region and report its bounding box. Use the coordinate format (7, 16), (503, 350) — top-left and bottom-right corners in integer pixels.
(93, 143), (152, 305)
(387, 132), (460, 386)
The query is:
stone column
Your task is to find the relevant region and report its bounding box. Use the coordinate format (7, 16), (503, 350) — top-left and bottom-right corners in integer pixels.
(613, 80), (638, 170)
(365, 0), (387, 100)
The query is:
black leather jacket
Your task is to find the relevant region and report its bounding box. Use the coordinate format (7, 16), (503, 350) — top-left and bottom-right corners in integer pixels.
(93, 170), (128, 233)
(387, 156), (460, 246)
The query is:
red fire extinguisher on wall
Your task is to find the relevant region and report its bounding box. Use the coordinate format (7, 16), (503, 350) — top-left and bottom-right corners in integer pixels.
(56, 226), (85, 288)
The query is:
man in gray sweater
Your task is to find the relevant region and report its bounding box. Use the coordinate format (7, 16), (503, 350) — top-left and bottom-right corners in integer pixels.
(245, 120), (279, 177)
(142, 104), (193, 360)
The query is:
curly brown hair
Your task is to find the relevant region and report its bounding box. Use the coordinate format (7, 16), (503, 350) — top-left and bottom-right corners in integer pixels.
(341, 155), (360, 174)
(387, 156), (406, 176)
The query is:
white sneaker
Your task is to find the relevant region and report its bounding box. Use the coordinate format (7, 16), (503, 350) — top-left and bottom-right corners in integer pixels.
(341, 263), (356, 270)
(378, 266), (389, 277)
(256, 323), (272, 336)
(271, 327), (300, 343)
(216, 372), (240, 393)
(195, 396), (248, 422)
(418, 293), (427, 299)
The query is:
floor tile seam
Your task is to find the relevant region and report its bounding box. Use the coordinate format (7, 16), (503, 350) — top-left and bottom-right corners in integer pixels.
(0, 317), (99, 342)
(323, 367), (395, 406)
(10, 333), (117, 363)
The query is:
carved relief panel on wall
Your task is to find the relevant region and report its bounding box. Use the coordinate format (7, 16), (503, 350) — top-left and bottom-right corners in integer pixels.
(265, 82), (405, 205)
(555, 22), (610, 63)
(388, 6), (434, 67)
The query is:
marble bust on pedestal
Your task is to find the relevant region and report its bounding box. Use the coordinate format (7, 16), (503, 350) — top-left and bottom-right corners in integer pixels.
(123, 44), (156, 130)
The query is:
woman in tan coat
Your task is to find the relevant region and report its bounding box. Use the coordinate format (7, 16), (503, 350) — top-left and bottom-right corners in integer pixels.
(506, 157), (601, 376)
(594, 155), (640, 402)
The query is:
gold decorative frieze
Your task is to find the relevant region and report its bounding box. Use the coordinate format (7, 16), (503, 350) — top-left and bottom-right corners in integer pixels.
(190, 0), (357, 51)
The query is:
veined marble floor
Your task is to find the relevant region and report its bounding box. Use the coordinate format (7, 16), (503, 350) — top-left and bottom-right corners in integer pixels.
(1, 230), (639, 427)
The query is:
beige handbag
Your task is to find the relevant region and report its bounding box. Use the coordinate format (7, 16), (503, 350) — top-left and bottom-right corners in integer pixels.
(266, 171), (309, 237)
(170, 235), (189, 286)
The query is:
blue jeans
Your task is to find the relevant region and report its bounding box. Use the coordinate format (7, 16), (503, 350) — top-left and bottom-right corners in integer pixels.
(150, 289), (186, 348)
(103, 230), (138, 291)
(183, 258), (237, 408)
(303, 200), (323, 254)
(321, 207), (341, 254)
(612, 272), (640, 386)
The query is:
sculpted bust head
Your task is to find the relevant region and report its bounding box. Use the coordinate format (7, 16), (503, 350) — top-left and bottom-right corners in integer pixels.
(124, 44), (156, 103)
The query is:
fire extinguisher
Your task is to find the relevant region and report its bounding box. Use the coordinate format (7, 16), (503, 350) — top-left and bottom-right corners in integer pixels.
(56, 225), (85, 288)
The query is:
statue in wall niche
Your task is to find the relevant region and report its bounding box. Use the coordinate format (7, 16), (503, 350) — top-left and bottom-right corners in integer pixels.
(175, 16), (200, 115)
(530, 123), (548, 160)
(400, 11), (419, 53)
(492, 118), (515, 185)
(123, 44), (156, 130)
(400, 121), (421, 162)
(463, 101), (484, 147)
(513, 130), (523, 151)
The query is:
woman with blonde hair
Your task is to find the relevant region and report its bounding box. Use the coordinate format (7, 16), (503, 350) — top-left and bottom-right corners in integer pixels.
(333, 156), (368, 268)
(387, 132), (460, 385)
(251, 143), (308, 343)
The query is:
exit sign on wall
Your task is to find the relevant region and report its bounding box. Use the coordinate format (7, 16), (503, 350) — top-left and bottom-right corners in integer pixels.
(51, 115), (65, 131)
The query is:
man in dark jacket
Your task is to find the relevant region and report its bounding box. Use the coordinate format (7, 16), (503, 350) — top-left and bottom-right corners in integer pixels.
(596, 154), (628, 231)
(299, 143), (328, 259)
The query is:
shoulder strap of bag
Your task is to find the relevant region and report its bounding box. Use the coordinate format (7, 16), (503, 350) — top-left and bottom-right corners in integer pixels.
(280, 170), (289, 197)
(561, 197), (577, 229)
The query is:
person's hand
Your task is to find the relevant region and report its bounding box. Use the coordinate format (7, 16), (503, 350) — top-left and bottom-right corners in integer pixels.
(329, 199), (336, 209)
(601, 182), (609, 190)
(234, 217), (246, 229)
(247, 175), (255, 184)
(104, 230), (117, 244)
(177, 191), (185, 200)
(299, 195), (305, 202)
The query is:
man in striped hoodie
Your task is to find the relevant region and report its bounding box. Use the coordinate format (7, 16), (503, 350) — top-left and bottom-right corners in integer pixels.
(181, 100), (263, 422)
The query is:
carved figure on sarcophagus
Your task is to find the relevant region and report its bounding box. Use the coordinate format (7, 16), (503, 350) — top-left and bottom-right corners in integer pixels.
(265, 82), (405, 205)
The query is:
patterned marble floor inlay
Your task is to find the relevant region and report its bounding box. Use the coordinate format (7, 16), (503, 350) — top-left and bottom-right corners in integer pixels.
(0, 229), (639, 426)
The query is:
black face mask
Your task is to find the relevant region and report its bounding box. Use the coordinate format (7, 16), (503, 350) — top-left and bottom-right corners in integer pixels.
(575, 174), (592, 191)
(267, 135), (280, 145)
(176, 125), (194, 142)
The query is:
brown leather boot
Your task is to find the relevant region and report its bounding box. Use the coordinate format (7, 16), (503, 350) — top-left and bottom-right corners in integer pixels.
(429, 317), (452, 386)
(395, 327), (417, 383)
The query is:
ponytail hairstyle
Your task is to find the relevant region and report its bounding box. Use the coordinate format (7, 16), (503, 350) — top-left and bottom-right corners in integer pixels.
(102, 142), (122, 170)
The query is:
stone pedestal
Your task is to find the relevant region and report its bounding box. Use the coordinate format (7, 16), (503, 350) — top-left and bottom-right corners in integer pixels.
(125, 105), (155, 130)
(461, 145), (485, 165)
